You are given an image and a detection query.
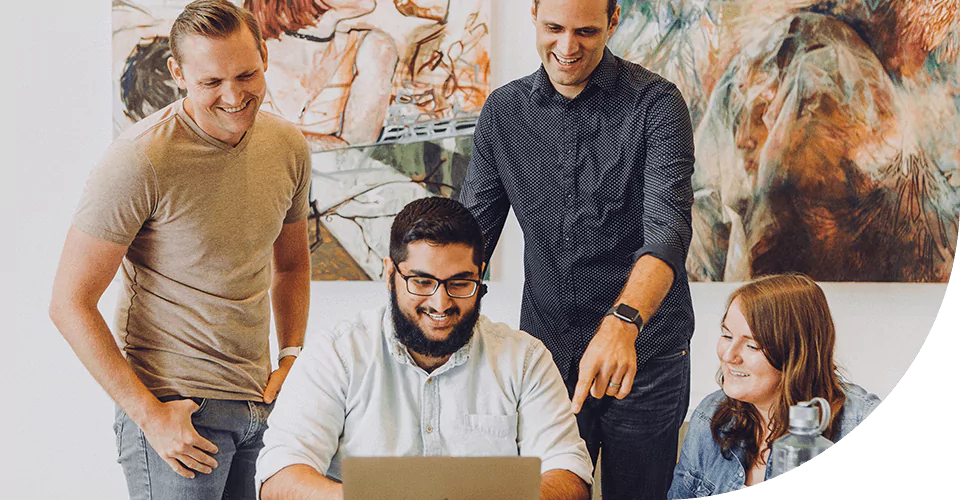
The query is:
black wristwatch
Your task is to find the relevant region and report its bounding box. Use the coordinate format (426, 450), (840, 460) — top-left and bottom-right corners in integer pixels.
(606, 303), (644, 331)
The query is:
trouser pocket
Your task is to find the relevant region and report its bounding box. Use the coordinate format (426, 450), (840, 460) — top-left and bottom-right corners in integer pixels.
(112, 406), (125, 461)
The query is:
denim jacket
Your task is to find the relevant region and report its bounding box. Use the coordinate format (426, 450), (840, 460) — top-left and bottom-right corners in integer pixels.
(668, 382), (881, 499)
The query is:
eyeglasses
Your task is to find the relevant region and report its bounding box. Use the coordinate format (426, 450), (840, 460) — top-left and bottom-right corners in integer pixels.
(392, 261), (482, 298)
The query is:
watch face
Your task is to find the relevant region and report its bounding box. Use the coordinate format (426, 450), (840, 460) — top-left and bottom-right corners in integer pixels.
(614, 304), (639, 322)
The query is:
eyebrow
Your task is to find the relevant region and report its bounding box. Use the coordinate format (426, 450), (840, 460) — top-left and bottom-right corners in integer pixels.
(406, 269), (478, 280)
(196, 68), (258, 82)
(719, 324), (755, 341)
(542, 20), (604, 30)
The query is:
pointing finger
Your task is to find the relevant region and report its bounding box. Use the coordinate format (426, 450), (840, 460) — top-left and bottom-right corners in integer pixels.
(570, 375), (593, 414)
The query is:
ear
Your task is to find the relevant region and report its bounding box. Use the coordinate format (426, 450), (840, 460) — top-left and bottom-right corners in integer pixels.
(167, 56), (187, 89)
(608, 5), (621, 38)
(260, 40), (269, 73)
(530, 1), (537, 25)
(480, 261), (487, 278)
(383, 256), (393, 290)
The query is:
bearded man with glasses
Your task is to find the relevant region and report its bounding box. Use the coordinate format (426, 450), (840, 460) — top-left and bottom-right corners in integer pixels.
(256, 197), (594, 500)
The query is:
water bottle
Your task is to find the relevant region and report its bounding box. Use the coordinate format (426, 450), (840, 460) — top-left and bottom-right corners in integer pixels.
(768, 397), (834, 478)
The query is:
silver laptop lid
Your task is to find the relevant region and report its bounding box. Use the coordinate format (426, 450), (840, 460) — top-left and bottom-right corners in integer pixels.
(342, 456), (541, 500)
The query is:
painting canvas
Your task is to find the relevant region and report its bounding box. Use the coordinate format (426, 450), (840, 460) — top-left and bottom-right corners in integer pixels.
(112, 0), (489, 280)
(610, 0), (960, 282)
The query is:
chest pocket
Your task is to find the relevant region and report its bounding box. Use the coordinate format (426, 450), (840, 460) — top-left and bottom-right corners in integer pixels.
(454, 413), (519, 456)
(681, 470), (717, 498)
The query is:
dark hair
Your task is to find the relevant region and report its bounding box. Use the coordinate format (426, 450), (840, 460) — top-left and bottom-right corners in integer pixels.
(534, 0), (618, 21)
(389, 197), (484, 269)
(243, 0), (328, 40)
(711, 273), (846, 468)
(169, 0), (265, 64)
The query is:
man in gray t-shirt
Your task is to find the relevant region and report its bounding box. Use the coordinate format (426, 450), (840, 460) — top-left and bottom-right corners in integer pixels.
(49, 2), (311, 499)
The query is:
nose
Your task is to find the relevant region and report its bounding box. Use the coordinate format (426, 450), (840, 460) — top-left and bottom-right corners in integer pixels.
(424, 284), (455, 312)
(720, 342), (741, 364)
(220, 80), (244, 106)
(556, 31), (578, 57)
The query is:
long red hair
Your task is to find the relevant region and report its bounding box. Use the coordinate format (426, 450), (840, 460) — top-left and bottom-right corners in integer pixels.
(710, 273), (846, 467)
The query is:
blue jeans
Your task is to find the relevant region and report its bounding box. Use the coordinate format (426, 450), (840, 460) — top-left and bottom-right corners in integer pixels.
(567, 346), (690, 500)
(114, 397), (273, 500)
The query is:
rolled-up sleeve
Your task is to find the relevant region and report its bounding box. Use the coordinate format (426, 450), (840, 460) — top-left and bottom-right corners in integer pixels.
(516, 339), (594, 485)
(255, 337), (347, 495)
(630, 83), (695, 281)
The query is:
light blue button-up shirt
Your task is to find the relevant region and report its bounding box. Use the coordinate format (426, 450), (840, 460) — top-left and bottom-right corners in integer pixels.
(256, 306), (593, 489)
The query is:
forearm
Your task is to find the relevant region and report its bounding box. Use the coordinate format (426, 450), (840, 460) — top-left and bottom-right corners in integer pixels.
(261, 464), (343, 500)
(50, 301), (161, 426)
(271, 265), (310, 349)
(614, 254), (675, 324)
(540, 469), (589, 500)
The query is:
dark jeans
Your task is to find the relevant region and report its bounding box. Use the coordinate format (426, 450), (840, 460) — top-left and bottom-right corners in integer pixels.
(114, 397), (273, 500)
(567, 346), (690, 500)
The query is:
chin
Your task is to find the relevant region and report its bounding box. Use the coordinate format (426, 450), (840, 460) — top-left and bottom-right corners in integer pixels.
(418, 327), (452, 343)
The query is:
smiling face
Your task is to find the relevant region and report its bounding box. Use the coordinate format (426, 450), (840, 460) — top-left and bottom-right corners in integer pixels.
(532, 0), (618, 99)
(717, 298), (783, 416)
(168, 26), (268, 146)
(386, 241), (483, 363)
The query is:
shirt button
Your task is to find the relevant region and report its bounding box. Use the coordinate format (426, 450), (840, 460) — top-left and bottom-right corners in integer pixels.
(426, 426), (434, 433)
(426, 378), (433, 384)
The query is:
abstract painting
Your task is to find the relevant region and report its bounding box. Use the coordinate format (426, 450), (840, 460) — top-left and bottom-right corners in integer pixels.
(611, 0), (960, 282)
(112, 0), (489, 280)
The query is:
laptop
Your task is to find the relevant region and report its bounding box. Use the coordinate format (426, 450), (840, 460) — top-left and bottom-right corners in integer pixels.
(341, 456), (541, 500)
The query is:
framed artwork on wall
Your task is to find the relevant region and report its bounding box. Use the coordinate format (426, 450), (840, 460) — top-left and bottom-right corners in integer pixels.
(611, 0), (959, 282)
(113, 0), (490, 280)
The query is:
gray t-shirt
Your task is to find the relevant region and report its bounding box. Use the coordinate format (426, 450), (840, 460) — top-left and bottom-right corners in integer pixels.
(73, 99), (311, 401)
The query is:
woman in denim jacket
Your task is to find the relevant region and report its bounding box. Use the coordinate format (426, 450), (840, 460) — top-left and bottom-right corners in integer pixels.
(669, 274), (881, 499)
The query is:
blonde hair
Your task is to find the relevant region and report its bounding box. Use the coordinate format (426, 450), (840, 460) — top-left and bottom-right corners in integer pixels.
(169, 0), (265, 64)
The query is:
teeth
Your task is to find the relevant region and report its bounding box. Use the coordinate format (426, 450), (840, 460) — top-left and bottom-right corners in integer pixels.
(427, 313), (448, 320)
(221, 101), (248, 113)
(555, 55), (580, 65)
(730, 371), (749, 377)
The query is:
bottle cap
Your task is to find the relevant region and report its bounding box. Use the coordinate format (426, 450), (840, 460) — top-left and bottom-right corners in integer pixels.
(789, 397), (831, 432)
(788, 404), (821, 429)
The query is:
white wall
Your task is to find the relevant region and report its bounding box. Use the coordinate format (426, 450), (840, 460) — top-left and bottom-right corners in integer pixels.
(0, 1), (950, 498)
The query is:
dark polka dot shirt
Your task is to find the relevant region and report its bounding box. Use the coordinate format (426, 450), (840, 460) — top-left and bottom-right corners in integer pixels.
(459, 48), (696, 381)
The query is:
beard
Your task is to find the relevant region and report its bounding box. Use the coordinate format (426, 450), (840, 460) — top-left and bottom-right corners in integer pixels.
(388, 279), (481, 359)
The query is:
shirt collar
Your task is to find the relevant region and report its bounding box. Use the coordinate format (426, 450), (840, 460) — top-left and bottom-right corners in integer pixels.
(530, 47), (619, 102)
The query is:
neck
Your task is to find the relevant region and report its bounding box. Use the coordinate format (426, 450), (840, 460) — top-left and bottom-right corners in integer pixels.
(409, 351), (451, 373)
(182, 97), (244, 146)
(554, 81), (587, 99)
(754, 402), (774, 433)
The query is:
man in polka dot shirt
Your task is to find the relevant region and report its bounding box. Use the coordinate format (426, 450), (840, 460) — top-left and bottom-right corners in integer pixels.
(459, 0), (695, 498)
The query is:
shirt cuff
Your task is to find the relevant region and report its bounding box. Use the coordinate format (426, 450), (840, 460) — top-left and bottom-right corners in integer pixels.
(254, 454), (320, 500)
(541, 453), (595, 486)
(631, 243), (686, 283)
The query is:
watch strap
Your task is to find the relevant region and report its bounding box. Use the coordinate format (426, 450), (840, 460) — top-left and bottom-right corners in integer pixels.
(278, 346), (302, 362)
